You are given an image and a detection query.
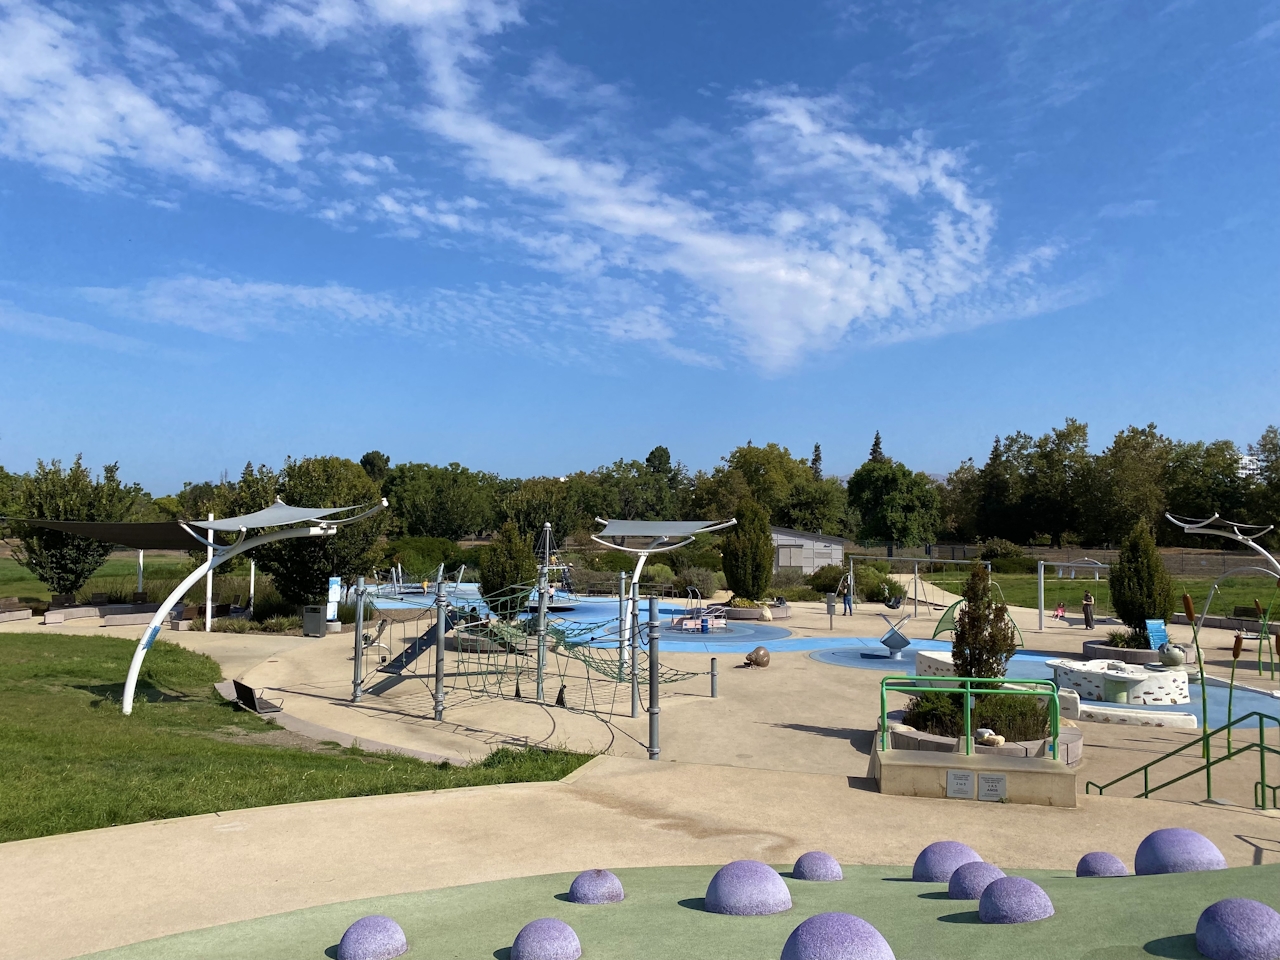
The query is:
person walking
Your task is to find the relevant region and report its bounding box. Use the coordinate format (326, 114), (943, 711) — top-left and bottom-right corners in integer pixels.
(839, 579), (853, 615)
(1082, 590), (1095, 630)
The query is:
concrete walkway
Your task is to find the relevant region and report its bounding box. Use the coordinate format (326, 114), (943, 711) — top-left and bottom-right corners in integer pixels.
(5, 755), (1280, 960)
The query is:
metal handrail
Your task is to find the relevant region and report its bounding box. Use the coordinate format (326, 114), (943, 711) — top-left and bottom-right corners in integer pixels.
(879, 675), (1061, 760)
(1085, 710), (1280, 807)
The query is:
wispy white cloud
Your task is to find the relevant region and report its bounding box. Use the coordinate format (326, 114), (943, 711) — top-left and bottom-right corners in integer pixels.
(0, 300), (162, 355)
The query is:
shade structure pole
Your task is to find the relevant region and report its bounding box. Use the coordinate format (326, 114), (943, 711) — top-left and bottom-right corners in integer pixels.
(352, 576), (365, 702)
(629, 553), (649, 720)
(537, 521), (550, 704)
(136, 550), (144, 595)
(1037, 561), (1045, 632)
(433, 577), (447, 721)
(647, 596), (660, 760)
(618, 571), (627, 674)
(913, 561), (919, 618)
(204, 513), (214, 632)
(249, 560), (256, 616)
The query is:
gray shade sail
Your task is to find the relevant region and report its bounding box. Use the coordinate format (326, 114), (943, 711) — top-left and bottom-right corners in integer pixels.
(595, 519), (734, 539)
(190, 500), (365, 531)
(2, 520), (200, 551)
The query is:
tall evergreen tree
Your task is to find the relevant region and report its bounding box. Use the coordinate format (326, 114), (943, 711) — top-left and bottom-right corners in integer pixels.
(952, 563), (1018, 680)
(811, 443), (823, 481)
(721, 499), (773, 600)
(869, 432), (886, 463)
(1110, 521), (1174, 633)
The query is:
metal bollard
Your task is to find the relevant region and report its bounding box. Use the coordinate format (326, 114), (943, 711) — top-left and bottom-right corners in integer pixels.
(710, 657), (718, 698)
(648, 597), (660, 760)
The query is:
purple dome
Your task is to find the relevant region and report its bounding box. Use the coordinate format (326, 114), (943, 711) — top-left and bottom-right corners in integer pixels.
(911, 841), (982, 882)
(947, 861), (1006, 900)
(1076, 852), (1128, 878)
(705, 860), (793, 916)
(793, 851), (843, 882)
(780, 912), (895, 960)
(1135, 828), (1227, 876)
(1197, 899), (1280, 960)
(568, 869), (624, 904)
(337, 915), (408, 960)
(978, 876), (1055, 924)
(511, 918), (581, 960)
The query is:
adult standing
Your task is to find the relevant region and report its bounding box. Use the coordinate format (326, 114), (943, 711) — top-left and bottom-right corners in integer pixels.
(1082, 590), (1095, 630)
(839, 579), (853, 616)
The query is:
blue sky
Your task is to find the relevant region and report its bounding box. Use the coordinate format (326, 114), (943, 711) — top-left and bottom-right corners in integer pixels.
(0, 0), (1276, 493)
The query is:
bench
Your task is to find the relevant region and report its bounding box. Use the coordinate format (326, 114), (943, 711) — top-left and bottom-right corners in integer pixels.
(230, 679), (283, 714)
(0, 596), (32, 623)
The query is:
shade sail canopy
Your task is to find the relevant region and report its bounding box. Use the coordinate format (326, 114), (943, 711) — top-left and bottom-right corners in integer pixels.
(595, 519), (734, 539)
(3, 520), (199, 551)
(4, 500), (379, 550)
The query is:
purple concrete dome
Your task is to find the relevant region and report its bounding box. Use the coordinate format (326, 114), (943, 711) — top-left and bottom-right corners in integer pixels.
(911, 841), (982, 883)
(705, 860), (793, 916)
(780, 912), (895, 960)
(978, 876), (1055, 924)
(1076, 852), (1128, 878)
(568, 869), (624, 904)
(511, 918), (581, 960)
(336, 915), (408, 960)
(793, 851), (843, 882)
(1134, 828), (1227, 876)
(1197, 899), (1280, 960)
(947, 861), (1006, 900)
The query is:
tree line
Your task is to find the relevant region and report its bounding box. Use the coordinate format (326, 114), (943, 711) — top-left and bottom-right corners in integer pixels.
(2, 419), (1278, 600)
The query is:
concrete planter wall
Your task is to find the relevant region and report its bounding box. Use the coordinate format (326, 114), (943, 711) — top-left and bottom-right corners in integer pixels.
(887, 725), (1084, 766)
(1082, 640), (1159, 664)
(724, 607), (764, 620)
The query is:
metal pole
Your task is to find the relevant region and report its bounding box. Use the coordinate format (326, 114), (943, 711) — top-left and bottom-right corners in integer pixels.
(618, 571), (627, 675)
(648, 597), (660, 760)
(352, 577), (365, 702)
(434, 577), (447, 721)
(136, 549), (144, 595)
(913, 561), (919, 619)
(537, 522), (550, 704)
(631, 579), (640, 719)
(205, 513), (214, 632)
(710, 657), (718, 698)
(1037, 561), (1045, 632)
(249, 560), (256, 616)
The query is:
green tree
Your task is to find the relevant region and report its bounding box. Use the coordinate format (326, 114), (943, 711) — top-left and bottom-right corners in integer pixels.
(253, 456), (387, 605)
(976, 432), (1032, 543)
(11, 457), (137, 594)
(952, 563), (1018, 679)
(846, 436), (940, 545)
(479, 521), (536, 618)
(1250, 426), (1280, 542)
(1089, 424), (1173, 546)
(720, 499), (773, 600)
(1165, 440), (1252, 538)
(1110, 521), (1174, 633)
(811, 443), (823, 481)
(692, 442), (812, 525)
(359, 450), (391, 484)
(1023, 419), (1091, 546)
(383, 462), (497, 541)
(939, 458), (981, 542)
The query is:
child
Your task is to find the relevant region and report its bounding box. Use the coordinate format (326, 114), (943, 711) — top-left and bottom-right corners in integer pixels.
(1052, 601), (1067, 620)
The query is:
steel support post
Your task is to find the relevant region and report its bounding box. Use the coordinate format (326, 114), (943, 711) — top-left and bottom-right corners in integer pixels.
(648, 597), (660, 760)
(352, 577), (365, 702)
(434, 577), (447, 721)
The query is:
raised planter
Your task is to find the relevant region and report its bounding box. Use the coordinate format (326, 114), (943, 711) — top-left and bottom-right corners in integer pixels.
(724, 606), (764, 621)
(1082, 640), (1159, 664)
(887, 723), (1084, 766)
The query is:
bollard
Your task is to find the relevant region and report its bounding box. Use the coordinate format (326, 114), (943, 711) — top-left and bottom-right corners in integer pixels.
(648, 597), (660, 760)
(710, 657), (718, 698)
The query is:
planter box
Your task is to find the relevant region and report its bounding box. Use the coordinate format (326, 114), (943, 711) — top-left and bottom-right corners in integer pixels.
(724, 607), (764, 620)
(1082, 640), (1159, 664)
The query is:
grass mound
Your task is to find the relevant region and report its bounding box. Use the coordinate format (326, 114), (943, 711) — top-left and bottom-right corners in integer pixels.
(0, 633), (590, 842)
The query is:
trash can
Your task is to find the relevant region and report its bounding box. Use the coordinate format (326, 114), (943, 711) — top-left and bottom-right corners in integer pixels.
(303, 605), (327, 637)
(825, 593), (837, 616)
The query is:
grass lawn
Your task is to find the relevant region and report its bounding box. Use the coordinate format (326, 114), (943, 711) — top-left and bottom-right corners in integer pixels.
(0, 633), (590, 842)
(922, 572), (1280, 621)
(82, 863), (1280, 960)
(0, 555), (197, 604)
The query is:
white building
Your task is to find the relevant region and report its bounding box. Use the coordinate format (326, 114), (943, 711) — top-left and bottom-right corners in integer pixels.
(1238, 455), (1261, 480)
(771, 526), (846, 575)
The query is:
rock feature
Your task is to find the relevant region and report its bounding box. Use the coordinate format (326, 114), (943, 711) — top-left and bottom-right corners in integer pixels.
(510, 918), (582, 960)
(978, 876), (1055, 924)
(1076, 852), (1128, 878)
(1134, 828), (1227, 876)
(793, 851), (843, 882)
(947, 861), (1006, 900)
(911, 841), (982, 883)
(780, 912), (895, 960)
(1196, 898), (1280, 960)
(705, 860), (792, 916)
(336, 915), (408, 960)
(567, 869), (624, 904)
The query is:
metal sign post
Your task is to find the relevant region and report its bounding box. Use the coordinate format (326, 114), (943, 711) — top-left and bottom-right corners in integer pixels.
(352, 577), (365, 702)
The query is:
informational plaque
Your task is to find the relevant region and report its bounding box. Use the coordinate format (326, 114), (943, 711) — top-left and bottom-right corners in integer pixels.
(326, 576), (341, 621)
(946, 770), (975, 799)
(978, 773), (1007, 802)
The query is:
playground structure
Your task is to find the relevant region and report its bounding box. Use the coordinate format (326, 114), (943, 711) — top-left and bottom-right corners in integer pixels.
(1036, 558), (1109, 631)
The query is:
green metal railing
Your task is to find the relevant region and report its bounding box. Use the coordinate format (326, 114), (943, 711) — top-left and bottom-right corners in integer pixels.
(1085, 711), (1280, 808)
(879, 675), (1061, 760)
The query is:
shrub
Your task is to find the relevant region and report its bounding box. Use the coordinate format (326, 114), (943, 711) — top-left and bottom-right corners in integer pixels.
(721, 500), (773, 601)
(773, 585), (823, 602)
(902, 691), (1050, 742)
(979, 538), (1024, 561)
(674, 566), (719, 600)
(260, 615), (302, 633)
(479, 521), (536, 618)
(644, 563), (675, 585)
(1105, 629), (1150, 649)
(952, 563), (1017, 679)
(807, 564), (846, 595)
(727, 596), (759, 608)
(851, 564), (904, 603)
(771, 567), (807, 588)
(587, 550), (637, 573)
(386, 536), (460, 579)
(1110, 521), (1174, 633)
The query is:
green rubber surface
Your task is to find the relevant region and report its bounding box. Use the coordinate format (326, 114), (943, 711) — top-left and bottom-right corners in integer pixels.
(80, 863), (1280, 959)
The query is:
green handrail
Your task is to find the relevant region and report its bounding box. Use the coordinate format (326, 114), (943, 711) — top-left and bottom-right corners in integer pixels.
(879, 675), (1061, 760)
(1085, 711), (1280, 808)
